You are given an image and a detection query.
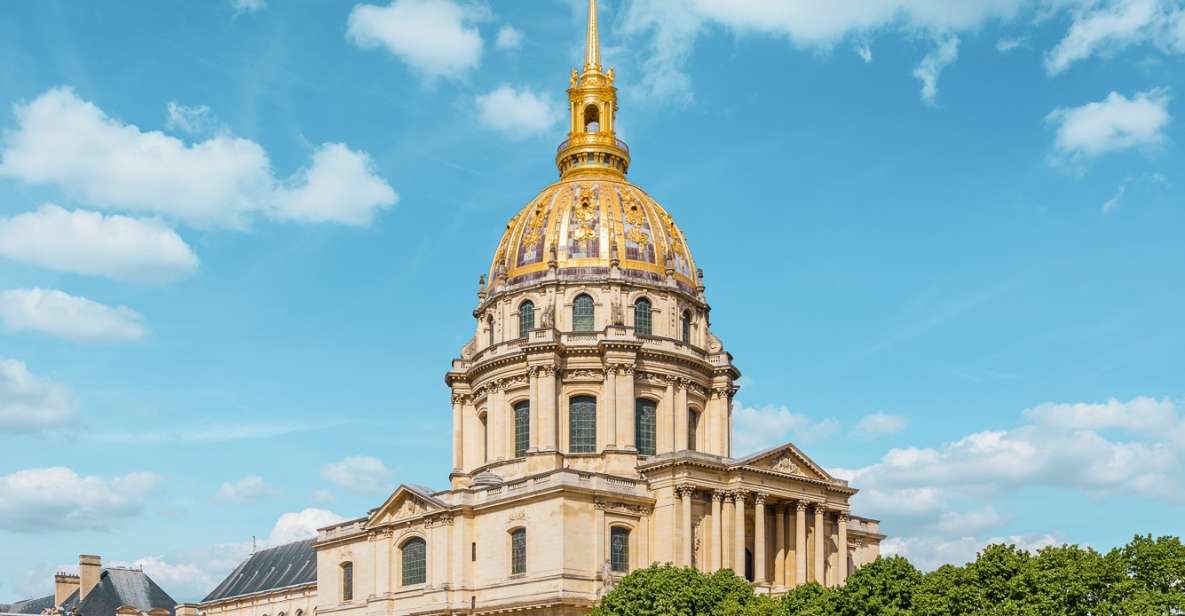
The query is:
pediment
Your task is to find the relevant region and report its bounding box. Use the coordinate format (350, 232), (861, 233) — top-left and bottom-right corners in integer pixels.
(366, 485), (446, 528)
(735, 443), (834, 483)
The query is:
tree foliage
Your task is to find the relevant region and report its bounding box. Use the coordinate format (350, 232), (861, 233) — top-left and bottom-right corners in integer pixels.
(591, 535), (1185, 616)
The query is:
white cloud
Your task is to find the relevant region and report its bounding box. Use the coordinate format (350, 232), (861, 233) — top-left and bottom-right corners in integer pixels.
(0, 358), (75, 434)
(882, 533), (1060, 570)
(1046, 88), (1171, 162)
(0, 87), (395, 229)
(855, 42), (873, 62)
(732, 403), (839, 455)
(272, 143), (398, 225)
(165, 102), (222, 136)
(1045, 0), (1185, 75)
(854, 411), (908, 438)
(1102, 184), (1125, 213)
(0, 205), (199, 284)
(346, 0), (485, 80)
(496, 25), (523, 50)
(322, 456), (394, 494)
(912, 35), (960, 105)
(475, 85), (562, 140)
(996, 36), (1026, 52)
(267, 508), (347, 544)
(231, 0), (266, 14)
(845, 396), (1184, 569)
(0, 288), (146, 343)
(214, 475), (278, 502)
(0, 466), (160, 532)
(313, 489), (336, 504)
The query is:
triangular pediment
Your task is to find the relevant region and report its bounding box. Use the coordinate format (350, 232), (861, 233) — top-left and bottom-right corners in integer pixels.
(734, 443), (834, 483)
(366, 485), (446, 528)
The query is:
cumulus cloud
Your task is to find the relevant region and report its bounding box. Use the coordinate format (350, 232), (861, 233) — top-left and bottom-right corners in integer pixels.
(165, 102), (222, 136)
(0, 205), (199, 283)
(882, 533), (1061, 571)
(1046, 88), (1171, 163)
(496, 25), (523, 50)
(475, 85), (562, 140)
(732, 403), (839, 455)
(347, 0), (485, 80)
(845, 396), (1183, 569)
(322, 456), (394, 495)
(913, 35), (960, 105)
(0, 87), (395, 228)
(0, 288), (146, 343)
(853, 411), (908, 438)
(996, 37), (1026, 52)
(0, 358), (75, 434)
(0, 466), (160, 532)
(1045, 0), (1185, 75)
(267, 508), (347, 544)
(214, 475), (278, 502)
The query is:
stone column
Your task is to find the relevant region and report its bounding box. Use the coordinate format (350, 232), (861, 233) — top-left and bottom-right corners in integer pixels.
(451, 394), (464, 470)
(837, 512), (849, 585)
(813, 504), (826, 585)
(594, 499), (606, 577)
(753, 494), (766, 584)
(774, 503), (786, 587)
(723, 491), (736, 569)
(709, 388), (725, 455)
(604, 367), (617, 448)
(618, 366), (635, 449)
(674, 379), (689, 451)
(679, 485), (694, 567)
(540, 367), (557, 450)
(795, 502), (807, 586)
(732, 491), (746, 577)
(661, 379), (675, 453)
(527, 368), (540, 451)
(710, 491), (724, 571)
(491, 383), (505, 460)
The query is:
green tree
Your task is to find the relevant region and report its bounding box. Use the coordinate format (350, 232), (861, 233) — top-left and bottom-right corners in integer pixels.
(1106, 534), (1185, 614)
(590, 564), (757, 616)
(779, 582), (835, 616)
(833, 556), (921, 616)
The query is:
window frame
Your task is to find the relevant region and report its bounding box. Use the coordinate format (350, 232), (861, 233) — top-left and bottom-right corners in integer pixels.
(513, 401), (530, 458)
(635, 398), (657, 456)
(518, 301), (535, 338)
(609, 526), (631, 573)
(633, 298), (652, 336)
(509, 527), (527, 576)
(401, 537), (427, 586)
(568, 395), (597, 453)
(573, 294), (595, 332)
(340, 561), (353, 602)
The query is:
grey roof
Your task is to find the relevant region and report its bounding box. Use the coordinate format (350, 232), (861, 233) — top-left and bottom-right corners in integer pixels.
(76, 568), (176, 616)
(2, 595), (55, 614)
(201, 540), (316, 603)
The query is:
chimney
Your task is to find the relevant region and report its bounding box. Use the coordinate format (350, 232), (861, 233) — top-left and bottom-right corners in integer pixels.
(54, 572), (80, 607)
(79, 555), (101, 601)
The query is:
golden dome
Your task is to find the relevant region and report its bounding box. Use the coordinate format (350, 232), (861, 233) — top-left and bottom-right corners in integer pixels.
(488, 178), (698, 293)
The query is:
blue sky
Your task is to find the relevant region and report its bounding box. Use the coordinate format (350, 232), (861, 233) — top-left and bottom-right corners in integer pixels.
(1, 0), (1183, 601)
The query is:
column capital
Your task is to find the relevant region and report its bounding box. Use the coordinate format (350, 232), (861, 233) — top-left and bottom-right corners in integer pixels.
(729, 489), (748, 503)
(753, 492), (767, 505)
(675, 483), (696, 498)
(838, 511), (850, 523)
(711, 490), (726, 502)
(795, 500), (809, 512)
(812, 502), (827, 515)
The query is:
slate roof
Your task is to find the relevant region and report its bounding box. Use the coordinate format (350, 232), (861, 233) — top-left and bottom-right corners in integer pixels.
(201, 540), (316, 603)
(1, 595), (55, 614)
(75, 568), (176, 616)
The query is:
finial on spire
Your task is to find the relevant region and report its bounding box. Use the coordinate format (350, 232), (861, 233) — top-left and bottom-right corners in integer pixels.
(585, 0), (601, 71)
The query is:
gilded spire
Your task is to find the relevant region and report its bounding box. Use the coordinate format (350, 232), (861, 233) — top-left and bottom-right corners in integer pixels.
(585, 0), (601, 71)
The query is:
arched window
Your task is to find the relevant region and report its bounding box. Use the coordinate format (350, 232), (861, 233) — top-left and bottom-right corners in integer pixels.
(635, 399), (656, 456)
(681, 310), (692, 344)
(478, 411), (488, 463)
(688, 410), (699, 452)
(487, 316), (496, 347)
(573, 294), (595, 331)
(569, 396), (596, 453)
(583, 104), (600, 132)
(340, 562), (353, 601)
(610, 527), (630, 572)
(402, 538), (426, 586)
(510, 528), (527, 575)
(514, 401), (530, 458)
(634, 298), (652, 336)
(519, 301), (535, 338)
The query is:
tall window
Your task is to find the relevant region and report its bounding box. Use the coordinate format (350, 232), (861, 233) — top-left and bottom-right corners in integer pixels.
(479, 412), (488, 463)
(610, 527), (630, 572)
(402, 538), (426, 586)
(488, 317), (496, 347)
(634, 298), (652, 336)
(519, 301), (535, 338)
(688, 410), (699, 451)
(569, 396), (597, 453)
(341, 562), (353, 601)
(573, 294), (595, 331)
(510, 528), (527, 575)
(514, 401), (530, 458)
(681, 310), (692, 344)
(635, 399), (656, 456)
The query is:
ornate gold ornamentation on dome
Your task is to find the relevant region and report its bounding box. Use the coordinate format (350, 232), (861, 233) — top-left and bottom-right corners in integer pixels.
(571, 185), (598, 241)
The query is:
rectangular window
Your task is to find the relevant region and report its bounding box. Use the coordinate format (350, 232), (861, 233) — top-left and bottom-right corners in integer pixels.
(635, 399), (656, 456)
(610, 527), (630, 572)
(514, 402), (530, 458)
(569, 396), (597, 453)
(402, 539), (427, 586)
(510, 529), (527, 575)
(688, 411), (698, 451)
(471, 542), (477, 561)
(341, 562), (353, 601)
